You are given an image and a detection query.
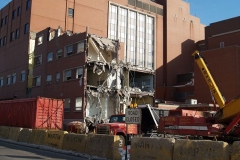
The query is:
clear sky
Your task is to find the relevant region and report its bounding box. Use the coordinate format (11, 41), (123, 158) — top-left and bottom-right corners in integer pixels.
(0, 0), (240, 26)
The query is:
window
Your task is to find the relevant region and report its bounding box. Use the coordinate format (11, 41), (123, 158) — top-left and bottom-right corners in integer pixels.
(26, 0), (31, 10)
(46, 74), (52, 84)
(75, 97), (82, 111)
(5, 16), (8, 25)
(21, 71), (25, 82)
(77, 41), (84, 53)
(0, 39), (2, 47)
(56, 49), (62, 60)
(12, 10), (16, 19)
(7, 75), (11, 85)
(56, 72), (60, 82)
(37, 35), (43, 45)
(220, 42), (224, 48)
(33, 76), (41, 87)
(64, 98), (70, 112)
(10, 31), (15, 41)
(12, 73), (16, 84)
(34, 55), (42, 66)
(68, 8), (74, 17)
(64, 70), (72, 81)
(76, 67), (83, 79)
(0, 77), (3, 87)
(3, 36), (6, 45)
(1, 18), (4, 27)
(24, 23), (29, 34)
(65, 45), (73, 56)
(47, 52), (53, 62)
(17, 6), (21, 16)
(15, 29), (19, 39)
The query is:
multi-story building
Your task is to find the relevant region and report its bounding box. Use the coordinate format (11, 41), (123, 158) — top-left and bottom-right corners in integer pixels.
(0, 0), (204, 123)
(194, 16), (240, 104)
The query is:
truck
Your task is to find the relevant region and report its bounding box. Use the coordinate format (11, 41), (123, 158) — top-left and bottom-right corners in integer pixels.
(0, 97), (64, 130)
(95, 104), (169, 145)
(158, 50), (240, 141)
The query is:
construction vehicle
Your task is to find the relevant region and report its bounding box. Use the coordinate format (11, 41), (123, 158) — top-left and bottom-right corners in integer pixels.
(158, 50), (240, 141)
(95, 104), (169, 145)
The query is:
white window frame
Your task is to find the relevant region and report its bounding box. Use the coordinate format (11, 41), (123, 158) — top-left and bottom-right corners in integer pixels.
(47, 52), (53, 62)
(220, 42), (224, 48)
(7, 75), (11, 85)
(46, 74), (52, 83)
(75, 97), (82, 111)
(68, 8), (74, 17)
(21, 70), (25, 82)
(0, 77), (3, 87)
(64, 70), (72, 81)
(56, 72), (60, 82)
(65, 45), (73, 56)
(37, 35), (43, 45)
(64, 98), (71, 112)
(76, 67), (83, 79)
(12, 73), (16, 84)
(56, 49), (62, 60)
(77, 41), (84, 53)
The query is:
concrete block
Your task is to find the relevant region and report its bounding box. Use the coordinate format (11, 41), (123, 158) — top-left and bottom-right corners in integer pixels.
(18, 128), (32, 143)
(8, 127), (22, 141)
(44, 130), (68, 149)
(173, 140), (230, 160)
(62, 133), (87, 153)
(29, 129), (47, 145)
(130, 137), (175, 160)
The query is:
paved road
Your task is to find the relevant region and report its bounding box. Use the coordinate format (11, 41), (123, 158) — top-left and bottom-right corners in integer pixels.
(0, 140), (99, 160)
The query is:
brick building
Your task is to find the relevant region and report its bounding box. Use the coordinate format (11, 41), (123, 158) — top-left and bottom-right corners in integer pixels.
(0, 0), (204, 123)
(194, 16), (240, 104)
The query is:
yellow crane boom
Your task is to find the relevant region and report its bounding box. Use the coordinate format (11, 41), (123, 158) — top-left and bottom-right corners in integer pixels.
(192, 51), (240, 122)
(192, 50), (225, 108)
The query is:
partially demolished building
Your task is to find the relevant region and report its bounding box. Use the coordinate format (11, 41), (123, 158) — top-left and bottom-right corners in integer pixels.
(30, 27), (154, 123)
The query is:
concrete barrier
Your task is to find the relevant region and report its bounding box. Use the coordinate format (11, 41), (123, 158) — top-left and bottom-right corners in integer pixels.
(44, 130), (68, 149)
(230, 141), (240, 160)
(130, 137), (175, 160)
(85, 134), (121, 160)
(62, 133), (87, 153)
(0, 126), (10, 139)
(29, 129), (47, 145)
(18, 128), (32, 143)
(173, 140), (229, 160)
(8, 127), (22, 141)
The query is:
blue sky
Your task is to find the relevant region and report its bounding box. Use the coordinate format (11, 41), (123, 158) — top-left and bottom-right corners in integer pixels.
(0, 0), (240, 26)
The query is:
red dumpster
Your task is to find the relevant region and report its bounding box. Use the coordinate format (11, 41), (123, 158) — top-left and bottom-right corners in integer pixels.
(0, 97), (64, 130)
